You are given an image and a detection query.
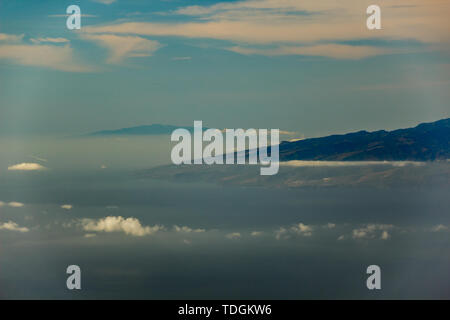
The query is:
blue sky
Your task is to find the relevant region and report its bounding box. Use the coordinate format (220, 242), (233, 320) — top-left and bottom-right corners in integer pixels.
(0, 0), (449, 137)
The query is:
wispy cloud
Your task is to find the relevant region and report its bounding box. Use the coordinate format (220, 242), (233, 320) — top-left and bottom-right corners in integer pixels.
(82, 0), (450, 59)
(92, 0), (116, 5)
(173, 225), (205, 233)
(80, 34), (162, 63)
(431, 224), (448, 232)
(30, 37), (70, 44)
(0, 35), (94, 72)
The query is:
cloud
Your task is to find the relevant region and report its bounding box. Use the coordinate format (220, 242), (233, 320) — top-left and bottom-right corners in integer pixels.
(431, 224), (448, 232)
(0, 33), (24, 43)
(93, 0), (116, 4)
(325, 223), (336, 229)
(82, 0), (450, 59)
(61, 204), (73, 210)
(275, 227), (288, 240)
(0, 39), (93, 72)
(0, 221), (29, 233)
(291, 223), (313, 237)
(228, 44), (403, 60)
(80, 34), (162, 63)
(173, 225), (205, 233)
(352, 224), (394, 240)
(281, 161), (425, 167)
(0, 201), (25, 208)
(81, 216), (162, 236)
(380, 230), (391, 240)
(250, 231), (263, 236)
(337, 235), (345, 241)
(84, 233), (97, 238)
(172, 56), (192, 61)
(30, 37), (70, 44)
(7, 202), (25, 208)
(8, 163), (46, 171)
(226, 232), (241, 239)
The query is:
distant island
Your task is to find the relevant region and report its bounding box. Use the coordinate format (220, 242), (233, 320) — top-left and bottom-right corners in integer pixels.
(87, 124), (208, 136)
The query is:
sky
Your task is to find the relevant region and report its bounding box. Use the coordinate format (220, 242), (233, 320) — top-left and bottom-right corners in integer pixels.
(0, 0), (449, 137)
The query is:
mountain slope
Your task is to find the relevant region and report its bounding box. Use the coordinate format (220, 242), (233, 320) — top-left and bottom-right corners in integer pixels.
(279, 118), (450, 161)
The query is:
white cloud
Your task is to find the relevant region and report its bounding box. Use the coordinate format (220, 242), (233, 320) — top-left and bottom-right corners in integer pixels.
(326, 223), (336, 229)
(80, 34), (162, 63)
(61, 204), (73, 210)
(173, 225), (205, 233)
(337, 235), (345, 241)
(8, 202), (25, 208)
(81, 216), (162, 236)
(352, 224), (394, 240)
(431, 224), (448, 232)
(226, 232), (241, 239)
(0, 221), (29, 233)
(291, 223), (313, 237)
(8, 163), (46, 171)
(250, 231), (263, 236)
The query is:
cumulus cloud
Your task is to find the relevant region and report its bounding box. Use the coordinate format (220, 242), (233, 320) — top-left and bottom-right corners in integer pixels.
(352, 224), (394, 240)
(8, 163), (46, 171)
(0, 221), (29, 233)
(250, 231), (263, 236)
(291, 223), (313, 237)
(81, 216), (162, 236)
(226, 232), (241, 239)
(173, 225), (205, 233)
(80, 34), (162, 63)
(61, 204), (73, 210)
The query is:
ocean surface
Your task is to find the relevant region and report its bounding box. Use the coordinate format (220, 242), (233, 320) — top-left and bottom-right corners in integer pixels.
(0, 137), (449, 299)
